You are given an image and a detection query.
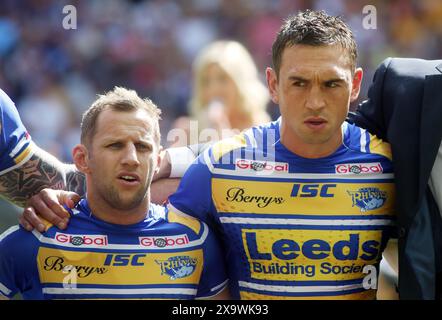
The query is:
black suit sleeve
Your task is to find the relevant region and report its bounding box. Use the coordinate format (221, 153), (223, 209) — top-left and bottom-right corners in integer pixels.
(347, 58), (393, 141)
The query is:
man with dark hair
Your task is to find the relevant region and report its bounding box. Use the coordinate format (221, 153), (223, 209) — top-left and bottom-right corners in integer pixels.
(158, 18), (442, 299)
(165, 11), (394, 299)
(271, 10), (358, 75)
(0, 87), (228, 300)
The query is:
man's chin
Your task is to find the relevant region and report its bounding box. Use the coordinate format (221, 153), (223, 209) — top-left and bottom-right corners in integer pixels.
(102, 186), (149, 211)
(300, 134), (333, 145)
(109, 194), (148, 211)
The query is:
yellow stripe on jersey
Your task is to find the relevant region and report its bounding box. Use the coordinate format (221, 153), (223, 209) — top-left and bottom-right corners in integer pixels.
(167, 210), (201, 235)
(37, 247), (204, 285)
(212, 179), (395, 216)
(13, 144), (33, 165)
(40, 218), (54, 232)
(239, 289), (376, 300)
(211, 134), (247, 161)
(367, 133), (392, 161)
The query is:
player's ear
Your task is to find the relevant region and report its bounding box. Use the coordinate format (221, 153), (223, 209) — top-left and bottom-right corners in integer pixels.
(155, 145), (163, 174)
(73, 144), (91, 174)
(350, 68), (363, 102)
(266, 67), (279, 105)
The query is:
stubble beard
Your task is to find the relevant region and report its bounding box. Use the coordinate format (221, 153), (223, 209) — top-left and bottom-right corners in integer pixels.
(102, 183), (149, 211)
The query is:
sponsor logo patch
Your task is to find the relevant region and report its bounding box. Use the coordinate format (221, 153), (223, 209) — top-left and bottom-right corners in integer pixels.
(235, 159), (289, 173)
(55, 233), (108, 246)
(139, 234), (190, 248)
(243, 229), (385, 282)
(347, 187), (387, 212)
(335, 163), (383, 175)
(226, 187), (285, 208)
(155, 256), (197, 280)
(43, 255), (108, 278)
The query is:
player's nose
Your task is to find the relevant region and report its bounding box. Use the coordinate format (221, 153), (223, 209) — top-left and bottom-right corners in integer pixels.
(305, 85), (326, 111)
(121, 144), (140, 167)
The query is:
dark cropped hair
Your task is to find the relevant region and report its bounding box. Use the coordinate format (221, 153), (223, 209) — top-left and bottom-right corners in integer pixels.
(272, 10), (357, 76)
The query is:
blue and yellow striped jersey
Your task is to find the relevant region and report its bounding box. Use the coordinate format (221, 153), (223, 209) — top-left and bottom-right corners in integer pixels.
(0, 199), (228, 299)
(169, 118), (396, 300)
(0, 88), (34, 175)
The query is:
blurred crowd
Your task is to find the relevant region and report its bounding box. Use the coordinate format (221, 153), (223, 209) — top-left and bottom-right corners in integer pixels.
(0, 0), (441, 162)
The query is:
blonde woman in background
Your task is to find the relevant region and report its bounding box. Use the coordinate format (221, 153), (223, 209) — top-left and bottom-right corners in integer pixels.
(169, 40), (270, 147)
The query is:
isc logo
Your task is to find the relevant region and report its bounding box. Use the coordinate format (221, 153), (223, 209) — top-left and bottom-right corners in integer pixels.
(291, 183), (336, 198)
(104, 254), (146, 266)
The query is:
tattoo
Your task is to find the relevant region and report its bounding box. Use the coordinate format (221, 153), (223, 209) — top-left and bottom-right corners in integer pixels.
(0, 147), (85, 207)
(66, 169), (86, 195)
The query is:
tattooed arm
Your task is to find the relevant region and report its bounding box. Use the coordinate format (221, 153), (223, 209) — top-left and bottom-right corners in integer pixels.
(13, 147), (175, 231)
(0, 145), (85, 207)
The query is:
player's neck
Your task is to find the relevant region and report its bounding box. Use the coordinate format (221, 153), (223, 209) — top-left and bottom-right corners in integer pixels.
(280, 124), (343, 159)
(86, 193), (150, 225)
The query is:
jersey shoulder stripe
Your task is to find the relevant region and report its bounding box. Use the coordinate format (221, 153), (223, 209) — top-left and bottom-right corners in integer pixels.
(343, 122), (392, 161)
(211, 133), (248, 161)
(0, 88), (35, 175)
(167, 204), (202, 236)
(367, 132), (392, 161)
(209, 120), (280, 164)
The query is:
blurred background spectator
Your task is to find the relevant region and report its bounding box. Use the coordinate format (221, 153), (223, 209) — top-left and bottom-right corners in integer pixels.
(0, 0), (441, 231)
(170, 40), (270, 146)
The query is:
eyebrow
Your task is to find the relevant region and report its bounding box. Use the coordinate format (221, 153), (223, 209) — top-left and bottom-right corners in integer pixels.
(102, 137), (154, 145)
(288, 76), (309, 82)
(288, 76), (346, 83)
(324, 78), (345, 83)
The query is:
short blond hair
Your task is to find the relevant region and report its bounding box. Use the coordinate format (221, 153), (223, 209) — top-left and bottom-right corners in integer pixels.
(81, 86), (161, 146)
(190, 40), (270, 129)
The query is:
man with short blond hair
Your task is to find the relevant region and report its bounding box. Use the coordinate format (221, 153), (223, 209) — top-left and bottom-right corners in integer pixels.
(0, 87), (228, 300)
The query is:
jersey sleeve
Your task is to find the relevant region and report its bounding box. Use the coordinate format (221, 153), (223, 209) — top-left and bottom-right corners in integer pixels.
(167, 143), (214, 178)
(0, 88), (34, 175)
(0, 226), (32, 298)
(195, 223), (228, 299)
(166, 146), (196, 178)
(168, 149), (214, 224)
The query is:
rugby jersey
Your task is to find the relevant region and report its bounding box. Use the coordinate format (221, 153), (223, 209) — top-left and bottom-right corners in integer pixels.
(0, 88), (34, 175)
(169, 118), (396, 300)
(0, 199), (228, 299)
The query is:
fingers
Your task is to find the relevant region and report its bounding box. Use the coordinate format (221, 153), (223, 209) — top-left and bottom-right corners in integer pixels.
(26, 190), (68, 230)
(20, 207), (46, 233)
(19, 212), (34, 232)
(65, 198), (75, 209)
(21, 189), (79, 233)
(62, 192), (81, 209)
(41, 190), (71, 219)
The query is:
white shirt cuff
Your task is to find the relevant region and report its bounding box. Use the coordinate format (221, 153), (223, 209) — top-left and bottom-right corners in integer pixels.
(166, 147), (197, 178)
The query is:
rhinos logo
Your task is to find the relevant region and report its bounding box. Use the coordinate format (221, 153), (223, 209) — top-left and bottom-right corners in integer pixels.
(155, 256), (197, 280)
(347, 187), (387, 212)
